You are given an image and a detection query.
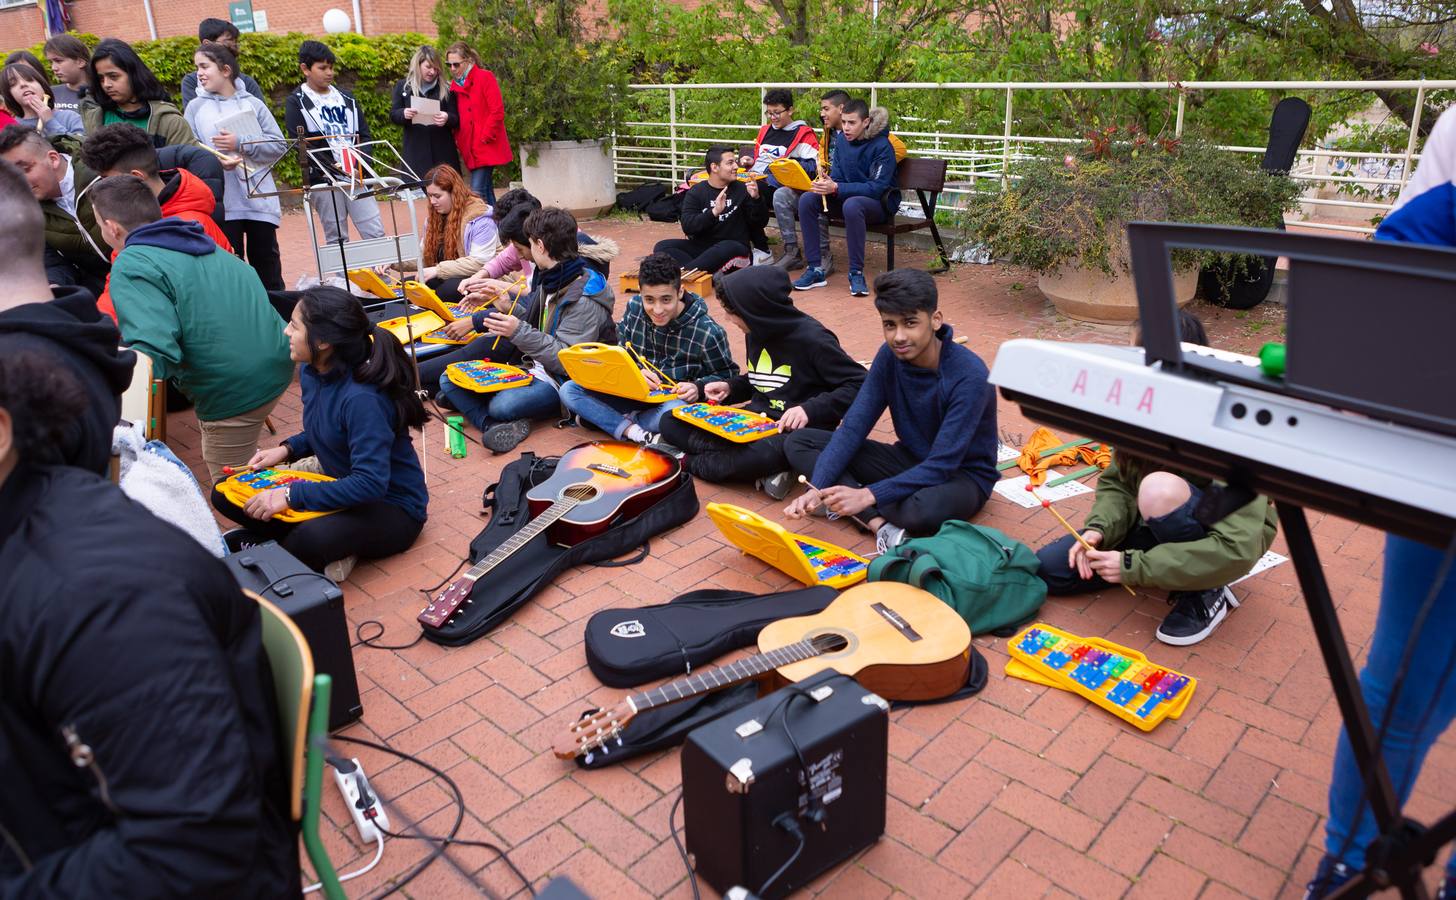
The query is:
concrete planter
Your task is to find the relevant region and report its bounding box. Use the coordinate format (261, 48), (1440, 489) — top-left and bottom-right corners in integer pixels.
(1037, 264), (1198, 325)
(519, 138), (615, 217)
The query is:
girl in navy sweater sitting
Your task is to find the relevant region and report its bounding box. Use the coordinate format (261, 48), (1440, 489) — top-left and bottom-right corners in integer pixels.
(212, 285), (429, 578)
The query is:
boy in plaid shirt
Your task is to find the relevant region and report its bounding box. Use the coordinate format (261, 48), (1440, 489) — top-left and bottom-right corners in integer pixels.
(560, 252), (738, 444)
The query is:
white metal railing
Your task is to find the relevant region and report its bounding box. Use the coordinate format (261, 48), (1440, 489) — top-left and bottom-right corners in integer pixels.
(614, 79), (1456, 236)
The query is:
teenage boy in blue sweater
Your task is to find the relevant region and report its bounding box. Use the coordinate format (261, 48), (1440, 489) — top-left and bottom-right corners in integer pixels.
(792, 99), (900, 298)
(783, 268), (997, 553)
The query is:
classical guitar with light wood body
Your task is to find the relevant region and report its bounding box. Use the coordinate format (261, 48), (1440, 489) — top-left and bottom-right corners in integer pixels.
(553, 582), (972, 760)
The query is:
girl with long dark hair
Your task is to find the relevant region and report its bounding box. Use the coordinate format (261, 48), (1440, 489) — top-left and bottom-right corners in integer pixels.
(212, 285), (429, 578)
(81, 39), (194, 147)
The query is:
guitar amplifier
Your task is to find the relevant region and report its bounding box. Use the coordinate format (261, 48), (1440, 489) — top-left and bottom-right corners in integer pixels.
(224, 541), (363, 731)
(681, 670), (887, 899)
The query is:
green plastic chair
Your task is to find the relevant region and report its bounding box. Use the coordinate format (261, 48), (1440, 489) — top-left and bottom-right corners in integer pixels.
(251, 591), (346, 900)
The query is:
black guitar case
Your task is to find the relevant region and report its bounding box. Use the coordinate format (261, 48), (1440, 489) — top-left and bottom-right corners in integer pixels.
(584, 586), (840, 687)
(1200, 97), (1312, 309)
(419, 451), (700, 646)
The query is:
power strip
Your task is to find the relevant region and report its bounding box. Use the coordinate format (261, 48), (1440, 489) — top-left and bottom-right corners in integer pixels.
(331, 757), (390, 843)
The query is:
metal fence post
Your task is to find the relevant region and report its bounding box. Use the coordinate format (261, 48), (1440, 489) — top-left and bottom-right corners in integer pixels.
(1001, 87), (1014, 190)
(1174, 88), (1186, 137)
(1399, 81), (1426, 194)
(669, 86), (679, 183)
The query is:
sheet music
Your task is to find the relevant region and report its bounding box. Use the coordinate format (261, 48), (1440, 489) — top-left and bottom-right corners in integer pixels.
(409, 96), (441, 122)
(1231, 550), (1289, 585)
(214, 109), (262, 140)
(993, 470), (1094, 507)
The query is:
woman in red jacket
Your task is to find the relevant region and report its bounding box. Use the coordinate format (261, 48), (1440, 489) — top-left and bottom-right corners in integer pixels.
(445, 41), (511, 206)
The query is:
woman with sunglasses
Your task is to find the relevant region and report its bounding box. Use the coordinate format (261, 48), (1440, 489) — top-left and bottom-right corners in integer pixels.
(444, 41), (510, 206)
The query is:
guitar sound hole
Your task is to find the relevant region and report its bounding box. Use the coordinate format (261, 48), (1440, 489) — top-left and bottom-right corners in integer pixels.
(811, 632), (850, 654)
(563, 484), (600, 502)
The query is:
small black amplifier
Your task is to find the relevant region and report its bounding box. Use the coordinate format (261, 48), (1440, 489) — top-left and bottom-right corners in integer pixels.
(681, 670), (888, 899)
(224, 541), (364, 730)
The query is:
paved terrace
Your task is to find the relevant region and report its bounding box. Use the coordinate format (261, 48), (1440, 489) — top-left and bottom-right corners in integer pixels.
(163, 202), (1452, 898)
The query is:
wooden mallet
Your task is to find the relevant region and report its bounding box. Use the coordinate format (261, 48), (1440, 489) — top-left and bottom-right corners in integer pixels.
(797, 474), (871, 530)
(1027, 483), (1135, 595)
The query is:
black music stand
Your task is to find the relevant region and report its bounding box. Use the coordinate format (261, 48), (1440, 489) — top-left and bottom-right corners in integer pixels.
(1125, 223), (1456, 900)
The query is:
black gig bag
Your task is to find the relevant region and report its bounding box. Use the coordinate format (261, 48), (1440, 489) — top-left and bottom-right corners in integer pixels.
(419, 451), (699, 646)
(584, 586), (838, 687)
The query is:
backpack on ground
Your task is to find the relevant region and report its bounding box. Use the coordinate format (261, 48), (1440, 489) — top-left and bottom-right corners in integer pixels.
(615, 183), (668, 215)
(868, 520), (1047, 635)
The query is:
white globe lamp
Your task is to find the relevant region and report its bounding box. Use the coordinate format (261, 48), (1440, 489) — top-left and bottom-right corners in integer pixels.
(322, 8), (352, 34)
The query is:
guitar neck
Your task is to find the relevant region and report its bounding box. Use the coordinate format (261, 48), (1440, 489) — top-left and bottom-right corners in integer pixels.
(628, 639), (821, 712)
(463, 496), (576, 582)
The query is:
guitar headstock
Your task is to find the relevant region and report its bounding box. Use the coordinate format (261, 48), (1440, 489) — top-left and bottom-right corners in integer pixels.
(418, 576), (473, 629)
(551, 701), (637, 760)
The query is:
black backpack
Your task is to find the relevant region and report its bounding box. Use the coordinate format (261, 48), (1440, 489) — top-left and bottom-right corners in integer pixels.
(615, 183), (668, 214)
(644, 190), (685, 223)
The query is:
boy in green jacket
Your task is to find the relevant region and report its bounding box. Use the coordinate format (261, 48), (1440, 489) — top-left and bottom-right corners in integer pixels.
(91, 175), (293, 483)
(1036, 453), (1278, 646)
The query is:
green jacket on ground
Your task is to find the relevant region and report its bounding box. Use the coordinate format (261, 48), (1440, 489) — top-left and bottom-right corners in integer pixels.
(109, 217), (293, 421)
(42, 139), (110, 284)
(79, 97), (195, 148)
(1083, 454), (1278, 591)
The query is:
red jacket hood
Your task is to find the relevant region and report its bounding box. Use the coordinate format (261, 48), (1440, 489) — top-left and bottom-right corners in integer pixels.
(160, 168), (218, 219)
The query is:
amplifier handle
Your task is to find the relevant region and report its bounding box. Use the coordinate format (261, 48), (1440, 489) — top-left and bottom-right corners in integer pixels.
(236, 552), (295, 598)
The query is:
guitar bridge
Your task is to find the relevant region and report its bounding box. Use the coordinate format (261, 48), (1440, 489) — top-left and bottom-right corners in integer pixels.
(586, 463), (631, 479)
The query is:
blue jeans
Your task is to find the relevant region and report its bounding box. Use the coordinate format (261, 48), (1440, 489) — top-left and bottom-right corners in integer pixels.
(799, 192), (885, 273)
(436, 371), (560, 433)
(469, 166), (496, 206)
(558, 381), (684, 439)
(1324, 534), (1456, 874)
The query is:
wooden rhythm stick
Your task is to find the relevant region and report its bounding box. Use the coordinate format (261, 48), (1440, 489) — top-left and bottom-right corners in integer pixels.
(796, 474), (871, 530)
(1027, 484), (1135, 596)
(625, 341), (677, 388)
(195, 141), (253, 177)
(489, 274), (528, 351)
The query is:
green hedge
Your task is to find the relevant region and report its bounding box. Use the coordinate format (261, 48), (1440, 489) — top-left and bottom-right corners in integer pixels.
(14, 32), (428, 187)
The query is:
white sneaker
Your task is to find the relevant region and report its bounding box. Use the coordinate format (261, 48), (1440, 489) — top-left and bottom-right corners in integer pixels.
(875, 524), (907, 556)
(324, 555), (357, 584)
(751, 248), (774, 266)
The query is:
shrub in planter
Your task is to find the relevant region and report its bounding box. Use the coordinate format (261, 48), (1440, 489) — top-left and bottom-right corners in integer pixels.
(966, 127), (1302, 321)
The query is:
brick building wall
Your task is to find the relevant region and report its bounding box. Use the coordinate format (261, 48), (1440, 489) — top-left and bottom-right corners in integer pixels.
(1, 0), (437, 53)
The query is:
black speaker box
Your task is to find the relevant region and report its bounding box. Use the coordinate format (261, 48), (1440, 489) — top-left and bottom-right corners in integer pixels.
(224, 541), (363, 730)
(681, 670), (887, 898)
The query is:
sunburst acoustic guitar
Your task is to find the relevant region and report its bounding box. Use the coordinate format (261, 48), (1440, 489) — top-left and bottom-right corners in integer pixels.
(419, 440), (685, 629)
(553, 582), (972, 760)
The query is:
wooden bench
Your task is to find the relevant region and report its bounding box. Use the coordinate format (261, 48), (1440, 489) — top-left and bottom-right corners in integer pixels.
(826, 157), (950, 272)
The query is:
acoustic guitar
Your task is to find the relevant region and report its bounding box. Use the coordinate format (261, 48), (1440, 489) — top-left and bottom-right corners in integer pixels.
(419, 441), (685, 629)
(553, 582), (972, 760)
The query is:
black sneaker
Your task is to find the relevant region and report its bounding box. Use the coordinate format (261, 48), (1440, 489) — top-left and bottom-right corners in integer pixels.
(1156, 585), (1239, 645)
(1303, 856), (1354, 899)
(483, 419), (532, 453)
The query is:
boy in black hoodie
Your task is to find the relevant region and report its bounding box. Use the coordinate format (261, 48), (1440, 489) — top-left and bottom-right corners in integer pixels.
(0, 158), (134, 475)
(657, 266), (864, 493)
(284, 40), (385, 264)
(654, 145), (769, 274)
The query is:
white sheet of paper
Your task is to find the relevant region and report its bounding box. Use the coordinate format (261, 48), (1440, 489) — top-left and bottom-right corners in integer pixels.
(1231, 550), (1289, 585)
(993, 470), (1094, 508)
(213, 109), (262, 141)
(410, 96), (442, 122)
(997, 443), (1020, 463)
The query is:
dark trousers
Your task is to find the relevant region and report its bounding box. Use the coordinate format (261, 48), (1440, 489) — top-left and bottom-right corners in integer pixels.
(653, 237), (750, 273)
(425, 276), (467, 304)
(417, 335), (520, 399)
(657, 416), (791, 483)
(1034, 487), (1207, 595)
(212, 487), (424, 573)
(222, 219), (284, 291)
(783, 428), (987, 536)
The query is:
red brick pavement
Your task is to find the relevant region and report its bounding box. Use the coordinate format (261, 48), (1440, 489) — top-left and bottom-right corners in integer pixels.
(159, 203), (1452, 897)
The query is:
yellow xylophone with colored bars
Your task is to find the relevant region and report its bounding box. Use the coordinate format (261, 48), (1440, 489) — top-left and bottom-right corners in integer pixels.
(706, 502), (869, 589)
(1005, 623), (1196, 732)
(444, 360), (533, 394)
(671, 403), (779, 443)
(216, 467), (338, 523)
(618, 268), (713, 297)
(558, 343), (678, 403)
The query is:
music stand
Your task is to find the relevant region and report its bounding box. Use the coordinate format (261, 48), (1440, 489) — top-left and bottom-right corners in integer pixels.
(1123, 223), (1455, 900)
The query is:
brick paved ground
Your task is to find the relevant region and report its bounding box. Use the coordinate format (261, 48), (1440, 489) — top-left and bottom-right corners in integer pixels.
(164, 201), (1452, 898)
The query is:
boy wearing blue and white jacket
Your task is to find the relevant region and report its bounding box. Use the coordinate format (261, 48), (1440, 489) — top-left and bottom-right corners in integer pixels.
(783, 268), (996, 554)
(185, 43), (287, 290)
(793, 100), (901, 297)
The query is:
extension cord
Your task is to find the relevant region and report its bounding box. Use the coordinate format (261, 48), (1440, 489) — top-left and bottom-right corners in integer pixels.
(331, 757), (390, 843)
